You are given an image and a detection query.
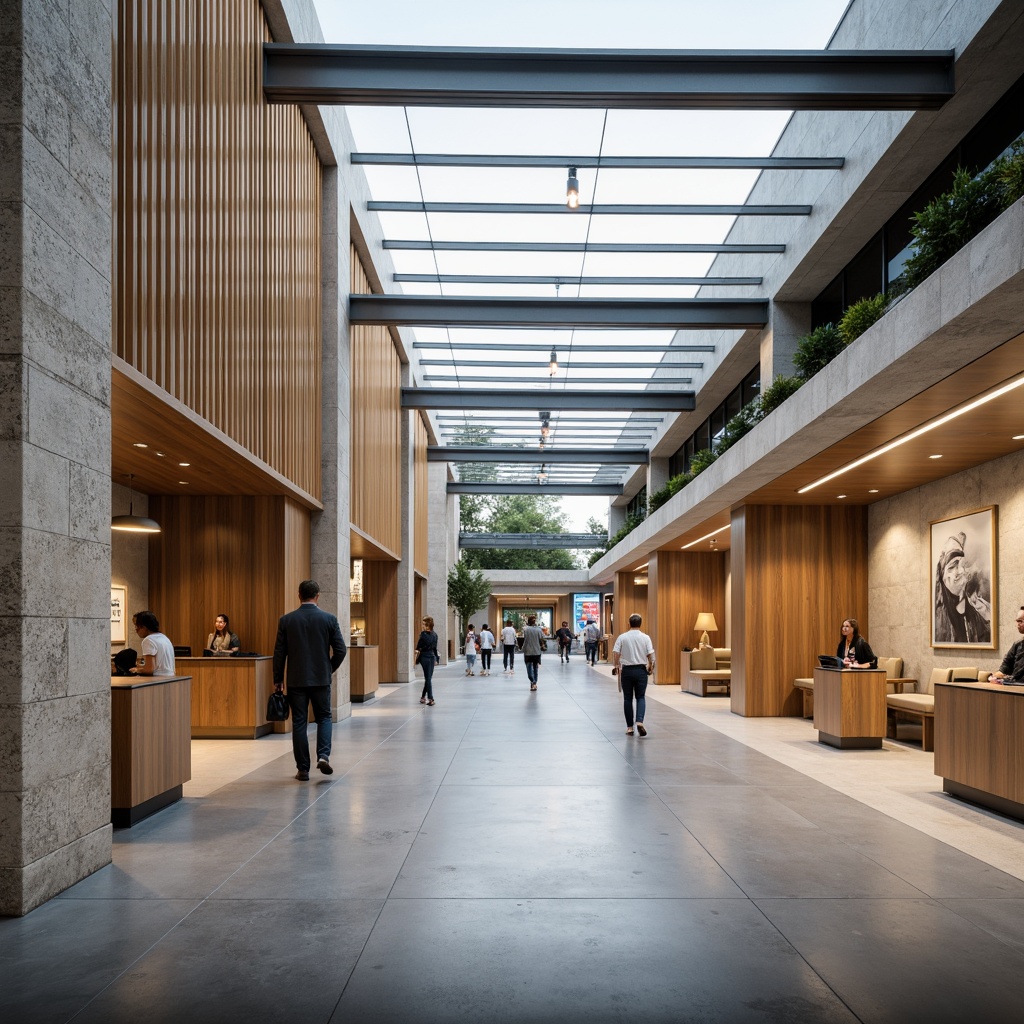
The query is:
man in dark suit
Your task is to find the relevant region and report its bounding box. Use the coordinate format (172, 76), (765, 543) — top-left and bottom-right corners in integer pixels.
(273, 579), (347, 781)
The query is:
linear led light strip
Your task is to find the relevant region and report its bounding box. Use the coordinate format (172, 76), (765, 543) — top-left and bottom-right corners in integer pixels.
(797, 372), (1024, 494)
(681, 525), (730, 549)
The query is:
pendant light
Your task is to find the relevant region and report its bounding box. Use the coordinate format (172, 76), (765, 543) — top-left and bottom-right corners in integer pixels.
(111, 473), (161, 533)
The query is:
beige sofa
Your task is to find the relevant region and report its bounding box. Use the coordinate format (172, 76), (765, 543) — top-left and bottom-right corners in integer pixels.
(682, 647), (731, 697)
(886, 666), (984, 750)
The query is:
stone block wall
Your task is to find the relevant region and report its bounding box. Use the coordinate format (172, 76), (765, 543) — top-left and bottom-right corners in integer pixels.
(0, 0), (113, 915)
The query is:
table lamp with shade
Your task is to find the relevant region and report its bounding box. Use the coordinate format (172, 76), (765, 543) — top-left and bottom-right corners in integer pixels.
(694, 612), (718, 649)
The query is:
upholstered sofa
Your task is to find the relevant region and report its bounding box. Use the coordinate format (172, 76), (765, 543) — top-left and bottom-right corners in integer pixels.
(682, 647), (731, 697)
(886, 666), (984, 750)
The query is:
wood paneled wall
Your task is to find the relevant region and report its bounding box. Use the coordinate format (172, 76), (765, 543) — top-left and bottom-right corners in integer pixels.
(647, 552), (727, 686)
(731, 504), (868, 717)
(363, 560), (399, 682)
(414, 413), (429, 577)
(114, 0), (322, 498)
(615, 573), (649, 636)
(350, 248), (403, 556)
(148, 495), (311, 657)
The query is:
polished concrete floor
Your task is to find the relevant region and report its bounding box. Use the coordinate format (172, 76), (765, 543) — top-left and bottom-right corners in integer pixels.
(5, 656), (1024, 1023)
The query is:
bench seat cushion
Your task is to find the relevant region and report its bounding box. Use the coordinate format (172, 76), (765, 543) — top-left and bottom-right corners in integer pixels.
(887, 693), (934, 713)
(794, 677), (814, 688)
(692, 670), (731, 680)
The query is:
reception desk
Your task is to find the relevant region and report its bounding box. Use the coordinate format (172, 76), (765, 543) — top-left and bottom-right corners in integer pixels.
(176, 656), (275, 738)
(349, 645), (379, 703)
(111, 674), (192, 827)
(934, 680), (1024, 822)
(812, 667), (887, 749)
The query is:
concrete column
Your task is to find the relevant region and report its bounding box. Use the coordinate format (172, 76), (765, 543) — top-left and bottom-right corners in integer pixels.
(648, 456), (671, 496)
(609, 504), (627, 534)
(310, 165), (352, 722)
(760, 301), (810, 385)
(425, 463), (453, 663)
(394, 403), (416, 682)
(0, 0), (114, 915)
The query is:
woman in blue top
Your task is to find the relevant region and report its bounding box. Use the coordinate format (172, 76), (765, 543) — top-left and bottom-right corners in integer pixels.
(416, 616), (439, 705)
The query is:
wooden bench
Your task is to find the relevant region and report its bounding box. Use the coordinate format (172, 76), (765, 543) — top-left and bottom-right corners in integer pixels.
(886, 668), (981, 750)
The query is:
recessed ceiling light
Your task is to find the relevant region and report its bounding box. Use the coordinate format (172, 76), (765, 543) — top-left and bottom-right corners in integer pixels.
(178, 462), (190, 467)
(868, 489), (879, 493)
(681, 525), (729, 549)
(132, 442), (148, 448)
(798, 372), (1024, 493)
(155, 451), (165, 457)
(929, 454), (943, 459)
(178, 480), (189, 485)
(837, 494), (847, 499)
(1014, 434), (1024, 440)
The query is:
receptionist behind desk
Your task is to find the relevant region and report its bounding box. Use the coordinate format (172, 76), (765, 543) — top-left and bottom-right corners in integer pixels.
(837, 617), (877, 668)
(206, 613), (241, 655)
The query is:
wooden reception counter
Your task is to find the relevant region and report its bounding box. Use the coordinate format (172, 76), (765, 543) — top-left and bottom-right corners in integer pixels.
(111, 674), (192, 827)
(812, 667), (887, 749)
(176, 656), (275, 738)
(349, 645), (379, 703)
(934, 680), (1024, 822)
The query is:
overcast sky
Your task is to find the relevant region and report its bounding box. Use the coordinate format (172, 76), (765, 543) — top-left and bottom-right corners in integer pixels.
(310, 0), (852, 531)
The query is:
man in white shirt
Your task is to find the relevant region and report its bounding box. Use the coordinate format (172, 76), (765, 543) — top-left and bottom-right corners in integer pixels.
(130, 610), (176, 676)
(612, 614), (655, 736)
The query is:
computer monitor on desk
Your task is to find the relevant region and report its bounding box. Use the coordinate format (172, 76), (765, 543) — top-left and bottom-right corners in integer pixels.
(817, 655), (843, 669)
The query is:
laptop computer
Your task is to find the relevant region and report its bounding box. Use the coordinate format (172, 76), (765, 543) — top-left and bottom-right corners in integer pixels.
(817, 654), (843, 669)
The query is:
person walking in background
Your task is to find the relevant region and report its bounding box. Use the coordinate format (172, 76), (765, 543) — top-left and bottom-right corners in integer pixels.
(464, 623), (478, 676)
(555, 620), (573, 663)
(612, 613), (655, 736)
(478, 623), (495, 675)
(521, 614), (544, 692)
(273, 580), (346, 781)
(416, 616), (439, 705)
(584, 618), (602, 666)
(501, 619), (517, 675)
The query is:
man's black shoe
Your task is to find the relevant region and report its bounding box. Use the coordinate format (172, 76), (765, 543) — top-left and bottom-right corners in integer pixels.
(317, 757), (333, 775)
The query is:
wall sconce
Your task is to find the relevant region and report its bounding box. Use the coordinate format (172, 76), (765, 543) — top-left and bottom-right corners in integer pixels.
(693, 612), (718, 649)
(537, 463), (548, 484)
(111, 473), (161, 534)
(566, 166), (580, 210)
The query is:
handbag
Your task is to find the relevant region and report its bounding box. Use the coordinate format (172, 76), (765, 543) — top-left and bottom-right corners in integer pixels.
(266, 690), (290, 722)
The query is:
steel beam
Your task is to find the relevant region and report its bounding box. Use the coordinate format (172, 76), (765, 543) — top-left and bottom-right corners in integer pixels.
(263, 45), (954, 110)
(354, 152), (845, 169)
(460, 533), (608, 549)
(368, 201), (810, 215)
(386, 240), (785, 254)
(418, 343), (716, 352)
(395, 274), (762, 286)
(404, 389), (694, 411)
(449, 482), (623, 495)
(424, 375), (692, 385)
(430, 446), (648, 464)
(352, 295), (768, 329)
(419, 360), (703, 369)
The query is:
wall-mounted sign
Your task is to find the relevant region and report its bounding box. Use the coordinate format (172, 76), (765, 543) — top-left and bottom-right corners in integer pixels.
(111, 585), (127, 645)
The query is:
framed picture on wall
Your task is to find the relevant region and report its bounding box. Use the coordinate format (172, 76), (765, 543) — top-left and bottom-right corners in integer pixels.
(930, 506), (997, 649)
(111, 586), (127, 646)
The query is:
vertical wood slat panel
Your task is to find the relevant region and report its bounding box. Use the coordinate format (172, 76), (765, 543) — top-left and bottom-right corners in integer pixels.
(115, 0), (321, 498)
(646, 553), (725, 686)
(615, 572), (649, 639)
(732, 504), (868, 717)
(349, 248), (403, 556)
(149, 495), (310, 658)
(363, 560), (399, 683)
(414, 413), (429, 577)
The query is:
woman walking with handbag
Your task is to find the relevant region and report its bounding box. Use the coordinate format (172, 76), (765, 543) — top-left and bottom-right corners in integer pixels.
(416, 616), (439, 706)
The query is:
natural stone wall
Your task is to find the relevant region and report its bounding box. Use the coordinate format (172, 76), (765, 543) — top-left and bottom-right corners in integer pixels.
(868, 447), (1024, 690)
(0, 0), (113, 915)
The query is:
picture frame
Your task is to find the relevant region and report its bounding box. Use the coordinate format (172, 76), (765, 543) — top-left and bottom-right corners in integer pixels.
(111, 585), (127, 646)
(930, 506), (997, 649)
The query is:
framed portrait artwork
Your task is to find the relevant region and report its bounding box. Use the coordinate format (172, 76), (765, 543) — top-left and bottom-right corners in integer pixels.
(111, 586), (127, 646)
(930, 506), (997, 649)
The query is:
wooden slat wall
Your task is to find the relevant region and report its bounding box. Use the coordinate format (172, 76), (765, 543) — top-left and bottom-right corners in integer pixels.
(350, 248), (403, 556)
(615, 573), (649, 634)
(732, 504), (868, 717)
(114, 0), (322, 497)
(414, 413), (429, 577)
(647, 553), (726, 686)
(363, 560), (399, 683)
(148, 495), (311, 657)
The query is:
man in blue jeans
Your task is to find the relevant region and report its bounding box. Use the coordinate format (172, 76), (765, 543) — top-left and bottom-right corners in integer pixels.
(273, 580), (346, 780)
(612, 614), (655, 736)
